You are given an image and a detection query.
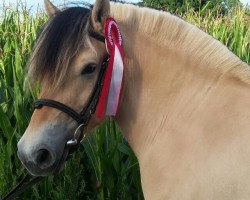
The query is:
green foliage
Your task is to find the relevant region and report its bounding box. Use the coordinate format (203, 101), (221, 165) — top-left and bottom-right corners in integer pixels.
(140, 0), (242, 15)
(0, 2), (249, 200)
(183, 6), (250, 63)
(83, 121), (143, 199)
(0, 6), (45, 198)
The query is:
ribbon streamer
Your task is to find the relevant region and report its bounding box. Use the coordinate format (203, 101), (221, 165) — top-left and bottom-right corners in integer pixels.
(97, 18), (124, 119)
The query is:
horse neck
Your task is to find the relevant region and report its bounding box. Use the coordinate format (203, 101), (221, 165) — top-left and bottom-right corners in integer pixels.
(111, 3), (250, 159)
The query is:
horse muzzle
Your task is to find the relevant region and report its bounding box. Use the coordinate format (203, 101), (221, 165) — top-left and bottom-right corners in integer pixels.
(17, 123), (72, 176)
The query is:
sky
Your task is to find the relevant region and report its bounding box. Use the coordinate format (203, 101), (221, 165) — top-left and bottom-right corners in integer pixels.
(1, 0), (249, 13)
(2, 0), (140, 10)
(242, 0), (250, 5)
(2, 0), (250, 8)
(0, 0), (141, 15)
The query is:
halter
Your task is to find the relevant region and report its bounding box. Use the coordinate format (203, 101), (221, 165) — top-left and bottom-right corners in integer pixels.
(33, 30), (107, 146)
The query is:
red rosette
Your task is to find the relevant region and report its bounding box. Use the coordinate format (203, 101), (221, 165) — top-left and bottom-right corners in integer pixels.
(97, 17), (124, 119)
(105, 17), (122, 53)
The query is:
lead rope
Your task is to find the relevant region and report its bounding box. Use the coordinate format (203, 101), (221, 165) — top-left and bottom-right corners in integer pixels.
(1, 141), (80, 200)
(1, 174), (42, 200)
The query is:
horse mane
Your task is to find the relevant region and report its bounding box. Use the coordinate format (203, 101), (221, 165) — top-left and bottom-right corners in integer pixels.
(28, 6), (93, 86)
(111, 3), (250, 84)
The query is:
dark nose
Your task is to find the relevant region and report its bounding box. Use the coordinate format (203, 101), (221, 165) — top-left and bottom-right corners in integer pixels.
(34, 148), (56, 170)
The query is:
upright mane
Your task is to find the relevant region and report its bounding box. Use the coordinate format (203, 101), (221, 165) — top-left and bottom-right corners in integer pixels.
(111, 3), (250, 83)
(28, 6), (93, 86)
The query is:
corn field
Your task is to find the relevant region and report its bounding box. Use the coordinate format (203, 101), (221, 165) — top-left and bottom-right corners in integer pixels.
(0, 3), (249, 200)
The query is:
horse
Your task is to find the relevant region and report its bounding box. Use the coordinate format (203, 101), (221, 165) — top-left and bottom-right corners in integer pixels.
(17, 0), (250, 199)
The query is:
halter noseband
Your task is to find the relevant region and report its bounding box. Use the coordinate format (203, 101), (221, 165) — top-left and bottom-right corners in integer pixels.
(34, 31), (107, 146)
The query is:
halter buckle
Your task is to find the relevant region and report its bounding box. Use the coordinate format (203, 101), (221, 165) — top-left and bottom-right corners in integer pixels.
(66, 124), (85, 146)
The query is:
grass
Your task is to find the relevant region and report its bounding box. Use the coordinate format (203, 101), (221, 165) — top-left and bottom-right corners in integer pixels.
(183, 5), (250, 63)
(0, 3), (249, 200)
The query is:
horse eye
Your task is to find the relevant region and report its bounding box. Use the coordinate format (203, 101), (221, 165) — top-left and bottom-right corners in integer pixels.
(81, 64), (97, 75)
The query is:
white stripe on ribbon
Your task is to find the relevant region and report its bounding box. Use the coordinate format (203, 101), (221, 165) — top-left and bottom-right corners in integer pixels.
(105, 44), (124, 115)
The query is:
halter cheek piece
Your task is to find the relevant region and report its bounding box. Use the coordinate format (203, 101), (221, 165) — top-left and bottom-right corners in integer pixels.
(34, 30), (107, 146)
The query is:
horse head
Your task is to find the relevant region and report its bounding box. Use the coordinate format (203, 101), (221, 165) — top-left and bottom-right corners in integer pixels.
(17, 0), (110, 176)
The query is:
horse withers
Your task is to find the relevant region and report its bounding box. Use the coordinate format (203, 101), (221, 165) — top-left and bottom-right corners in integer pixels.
(18, 0), (250, 199)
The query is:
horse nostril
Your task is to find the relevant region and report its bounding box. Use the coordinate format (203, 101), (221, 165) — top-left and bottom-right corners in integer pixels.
(35, 148), (55, 170)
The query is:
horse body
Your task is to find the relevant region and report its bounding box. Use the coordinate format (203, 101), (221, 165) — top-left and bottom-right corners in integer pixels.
(111, 3), (250, 199)
(17, 0), (250, 199)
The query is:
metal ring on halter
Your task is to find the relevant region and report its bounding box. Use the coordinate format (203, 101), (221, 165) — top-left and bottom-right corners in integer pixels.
(66, 124), (85, 146)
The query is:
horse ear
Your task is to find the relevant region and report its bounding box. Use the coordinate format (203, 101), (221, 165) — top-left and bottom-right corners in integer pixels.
(44, 0), (59, 17)
(91, 0), (110, 33)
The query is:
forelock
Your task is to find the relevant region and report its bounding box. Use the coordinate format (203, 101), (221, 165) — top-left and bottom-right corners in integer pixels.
(28, 6), (92, 87)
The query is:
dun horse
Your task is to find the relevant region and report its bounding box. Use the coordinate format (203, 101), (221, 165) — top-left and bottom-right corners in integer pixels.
(17, 0), (250, 199)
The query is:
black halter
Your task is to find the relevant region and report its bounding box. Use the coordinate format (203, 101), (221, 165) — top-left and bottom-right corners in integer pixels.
(34, 30), (107, 145)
